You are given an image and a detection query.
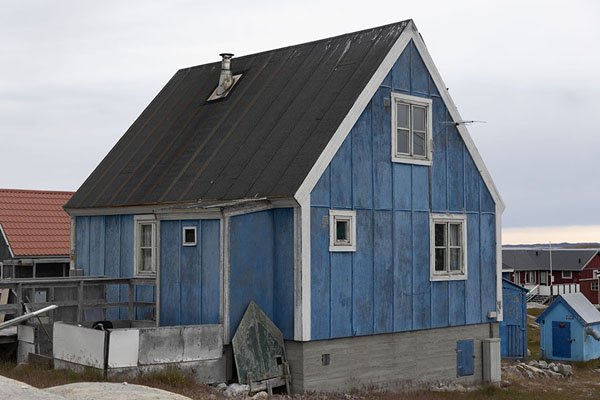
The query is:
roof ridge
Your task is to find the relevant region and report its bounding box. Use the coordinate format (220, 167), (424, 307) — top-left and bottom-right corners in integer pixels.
(0, 188), (75, 195)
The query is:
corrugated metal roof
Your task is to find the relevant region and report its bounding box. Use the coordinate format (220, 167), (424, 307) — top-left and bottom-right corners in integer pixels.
(65, 20), (410, 210)
(502, 248), (598, 271)
(559, 293), (600, 325)
(0, 189), (73, 257)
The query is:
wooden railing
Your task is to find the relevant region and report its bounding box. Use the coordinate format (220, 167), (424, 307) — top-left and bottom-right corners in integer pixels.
(0, 276), (156, 323)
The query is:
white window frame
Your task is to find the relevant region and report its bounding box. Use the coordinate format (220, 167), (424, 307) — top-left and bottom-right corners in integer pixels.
(525, 271), (536, 284)
(592, 281), (599, 291)
(390, 92), (433, 166)
(329, 209), (356, 252)
(430, 213), (467, 281)
(562, 271), (572, 279)
(182, 226), (197, 246)
(540, 271), (547, 285)
(134, 215), (157, 276)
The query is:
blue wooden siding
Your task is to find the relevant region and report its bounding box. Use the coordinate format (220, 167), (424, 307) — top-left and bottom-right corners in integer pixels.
(229, 209), (294, 341)
(159, 219), (220, 326)
(75, 215), (150, 320)
(309, 40), (497, 340)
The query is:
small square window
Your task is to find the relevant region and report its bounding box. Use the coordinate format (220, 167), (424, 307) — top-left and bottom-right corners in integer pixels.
(391, 93), (432, 166)
(329, 210), (356, 252)
(430, 213), (467, 281)
(562, 271), (572, 279)
(592, 282), (599, 291)
(183, 226), (197, 246)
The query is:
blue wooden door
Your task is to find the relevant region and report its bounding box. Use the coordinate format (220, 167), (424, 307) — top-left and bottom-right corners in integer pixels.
(552, 321), (571, 358)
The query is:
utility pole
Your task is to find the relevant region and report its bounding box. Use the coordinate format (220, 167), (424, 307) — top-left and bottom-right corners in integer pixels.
(549, 241), (553, 297)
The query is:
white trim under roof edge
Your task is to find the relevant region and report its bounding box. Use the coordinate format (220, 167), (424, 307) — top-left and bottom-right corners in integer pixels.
(294, 21), (505, 324)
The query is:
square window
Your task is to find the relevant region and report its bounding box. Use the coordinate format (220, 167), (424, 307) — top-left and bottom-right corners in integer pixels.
(135, 216), (157, 276)
(183, 226), (197, 246)
(329, 210), (356, 252)
(562, 271), (572, 279)
(430, 214), (467, 281)
(391, 93), (432, 166)
(592, 282), (599, 291)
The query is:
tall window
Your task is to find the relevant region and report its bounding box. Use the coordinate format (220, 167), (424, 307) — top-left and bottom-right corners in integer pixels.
(391, 93), (432, 165)
(135, 216), (157, 276)
(430, 214), (467, 281)
(525, 271), (536, 284)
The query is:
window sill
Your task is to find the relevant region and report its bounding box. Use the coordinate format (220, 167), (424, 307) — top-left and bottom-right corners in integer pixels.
(430, 273), (468, 282)
(134, 272), (156, 278)
(392, 156), (432, 166)
(329, 245), (356, 252)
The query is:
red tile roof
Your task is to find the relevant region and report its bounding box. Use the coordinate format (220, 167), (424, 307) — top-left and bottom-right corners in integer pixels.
(0, 189), (74, 257)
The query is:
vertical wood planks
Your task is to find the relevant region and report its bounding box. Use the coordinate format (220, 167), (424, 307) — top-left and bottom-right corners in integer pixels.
(412, 211), (430, 330)
(201, 219), (221, 325)
(352, 107), (373, 209)
(75, 216), (90, 275)
(330, 252), (353, 338)
(180, 220), (201, 325)
(330, 137), (352, 209)
(89, 216), (105, 276)
(273, 209), (294, 339)
(393, 211), (412, 331)
(353, 209), (374, 335)
(374, 210), (393, 333)
(310, 206), (330, 340)
(104, 215), (121, 320)
(160, 220), (181, 326)
(119, 216), (134, 319)
(372, 87), (392, 210)
(465, 214), (481, 324)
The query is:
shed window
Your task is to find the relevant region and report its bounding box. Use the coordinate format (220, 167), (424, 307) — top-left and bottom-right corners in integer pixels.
(135, 216), (157, 276)
(329, 210), (356, 252)
(183, 226), (197, 246)
(592, 282), (599, 291)
(430, 213), (467, 281)
(391, 92), (432, 166)
(562, 271), (572, 279)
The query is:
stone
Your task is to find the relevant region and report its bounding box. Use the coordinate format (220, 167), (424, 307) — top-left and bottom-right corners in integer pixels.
(528, 360), (539, 367)
(551, 365), (559, 373)
(558, 364), (573, 376)
(224, 383), (249, 396)
(546, 370), (563, 379)
(252, 392), (269, 399)
(527, 348), (531, 356)
(501, 380), (511, 388)
(538, 360), (548, 369)
(548, 362), (556, 369)
(216, 383), (228, 391)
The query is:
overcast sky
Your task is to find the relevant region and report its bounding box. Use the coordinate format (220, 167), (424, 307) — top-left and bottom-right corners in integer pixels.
(1, 1), (599, 239)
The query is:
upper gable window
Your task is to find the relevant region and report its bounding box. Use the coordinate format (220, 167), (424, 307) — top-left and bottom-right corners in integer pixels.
(430, 213), (467, 281)
(391, 93), (433, 166)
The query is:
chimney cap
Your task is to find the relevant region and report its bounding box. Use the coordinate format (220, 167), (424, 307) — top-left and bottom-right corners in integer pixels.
(220, 53), (234, 59)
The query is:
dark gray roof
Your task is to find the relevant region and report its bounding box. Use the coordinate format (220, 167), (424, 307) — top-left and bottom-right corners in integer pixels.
(502, 248), (599, 272)
(66, 21), (410, 210)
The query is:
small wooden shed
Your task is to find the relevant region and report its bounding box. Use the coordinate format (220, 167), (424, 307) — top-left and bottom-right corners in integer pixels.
(536, 293), (600, 361)
(500, 279), (528, 359)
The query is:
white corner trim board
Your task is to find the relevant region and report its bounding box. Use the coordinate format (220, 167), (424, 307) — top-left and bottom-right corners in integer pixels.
(293, 21), (506, 326)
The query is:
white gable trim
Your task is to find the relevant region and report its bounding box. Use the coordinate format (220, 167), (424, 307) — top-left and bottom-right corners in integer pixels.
(293, 21), (505, 328)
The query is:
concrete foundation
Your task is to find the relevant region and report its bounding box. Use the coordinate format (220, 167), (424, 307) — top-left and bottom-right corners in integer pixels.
(285, 323), (499, 393)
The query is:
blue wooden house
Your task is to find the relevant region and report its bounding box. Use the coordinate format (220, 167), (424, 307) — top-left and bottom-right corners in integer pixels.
(64, 20), (504, 391)
(536, 293), (600, 361)
(500, 279), (528, 359)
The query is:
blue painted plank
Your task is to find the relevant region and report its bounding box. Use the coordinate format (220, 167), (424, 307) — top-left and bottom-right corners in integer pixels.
(104, 215), (121, 320)
(481, 180), (496, 212)
(412, 211), (430, 330)
(391, 43), (410, 92)
(374, 210), (393, 333)
(76, 216), (90, 275)
(180, 220), (201, 325)
(464, 152), (480, 212)
(160, 220), (181, 326)
(393, 211), (412, 331)
(201, 219), (221, 325)
(351, 107), (373, 209)
(381, 66), (392, 88)
(447, 127), (465, 211)
(429, 75), (440, 97)
(89, 216), (105, 276)
(392, 163), (411, 210)
(310, 206), (330, 340)
(410, 41), (429, 95)
(353, 209), (373, 335)
(372, 87), (393, 210)
(330, 252), (353, 338)
(465, 214), (481, 324)
(431, 281), (449, 328)
(480, 214), (497, 321)
(412, 166), (429, 211)
(449, 280), (466, 326)
(310, 166), (330, 207)
(330, 136), (352, 209)
(229, 210), (275, 340)
(273, 209), (294, 339)
(431, 97), (447, 212)
(119, 216), (134, 319)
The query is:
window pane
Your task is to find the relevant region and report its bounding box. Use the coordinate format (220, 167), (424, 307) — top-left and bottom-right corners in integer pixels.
(435, 223), (446, 247)
(450, 248), (461, 271)
(396, 129), (409, 154)
(435, 248), (446, 271)
(336, 220), (348, 242)
(413, 106), (426, 132)
(141, 224), (152, 246)
(397, 103), (409, 129)
(413, 131), (426, 156)
(140, 248), (153, 272)
(184, 228), (196, 244)
(449, 224), (461, 246)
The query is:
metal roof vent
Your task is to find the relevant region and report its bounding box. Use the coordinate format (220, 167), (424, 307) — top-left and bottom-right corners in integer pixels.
(207, 53), (242, 101)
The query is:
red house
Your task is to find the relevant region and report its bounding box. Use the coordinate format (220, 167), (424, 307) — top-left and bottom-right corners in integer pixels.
(502, 248), (600, 305)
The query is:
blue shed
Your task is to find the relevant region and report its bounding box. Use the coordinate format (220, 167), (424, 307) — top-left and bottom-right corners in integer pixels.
(536, 293), (600, 361)
(499, 279), (528, 358)
(64, 20), (505, 392)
